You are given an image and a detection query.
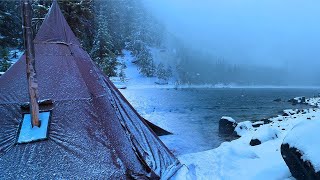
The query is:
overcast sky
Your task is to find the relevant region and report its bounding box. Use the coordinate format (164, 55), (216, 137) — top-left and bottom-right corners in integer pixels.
(143, 0), (320, 70)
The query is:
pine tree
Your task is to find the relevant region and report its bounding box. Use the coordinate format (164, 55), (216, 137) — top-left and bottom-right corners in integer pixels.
(119, 61), (126, 82)
(156, 63), (172, 81)
(0, 1), (22, 48)
(59, 0), (95, 51)
(166, 66), (173, 80)
(136, 48), (155, 77)
(0, 47), (11, 72)
(156, 63), (166, 80)
(102, 0), (127, 53)
(90, 4), (118, 77)
(32, 0), (95, 51)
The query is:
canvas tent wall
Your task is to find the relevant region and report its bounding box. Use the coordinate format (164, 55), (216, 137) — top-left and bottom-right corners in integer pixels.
(0, 1), (181, 179)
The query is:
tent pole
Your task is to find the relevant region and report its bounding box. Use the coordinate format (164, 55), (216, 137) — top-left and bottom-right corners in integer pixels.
(21, 0), (40, 127)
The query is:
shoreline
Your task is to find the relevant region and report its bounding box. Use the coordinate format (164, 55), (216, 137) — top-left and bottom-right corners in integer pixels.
(172, 96), (320, 179)
(122, 84), (320, 90)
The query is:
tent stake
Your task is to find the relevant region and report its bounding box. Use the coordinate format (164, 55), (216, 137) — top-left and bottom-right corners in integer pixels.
(21, 0), (40, 127)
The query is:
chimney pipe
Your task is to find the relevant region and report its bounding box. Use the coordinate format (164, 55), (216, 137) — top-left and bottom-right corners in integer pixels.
(21, 0), (40, 127)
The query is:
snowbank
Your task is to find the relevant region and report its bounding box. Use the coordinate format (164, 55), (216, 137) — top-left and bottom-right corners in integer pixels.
(172, 97), (320, 179)
(251, 126), (279, 144)
(234, 121), (253, 137)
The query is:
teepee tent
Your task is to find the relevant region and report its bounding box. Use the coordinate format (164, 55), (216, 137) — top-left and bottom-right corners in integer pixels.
(0, 1), (181, 179)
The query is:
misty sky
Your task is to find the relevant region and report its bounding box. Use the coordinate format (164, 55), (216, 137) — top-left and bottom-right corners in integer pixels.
(144, 0), (320, 70)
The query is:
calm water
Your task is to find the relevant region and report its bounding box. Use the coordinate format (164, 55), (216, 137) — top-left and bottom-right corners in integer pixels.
(121, 88), (320, 155)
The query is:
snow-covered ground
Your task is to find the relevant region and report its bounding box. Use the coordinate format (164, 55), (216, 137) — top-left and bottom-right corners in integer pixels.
(172, 98), (320, 180)
(114, 50), (178, 89)
(0, 49), (22, 74)
(113, 50), (248, 89)
(9, 49), (23, 63)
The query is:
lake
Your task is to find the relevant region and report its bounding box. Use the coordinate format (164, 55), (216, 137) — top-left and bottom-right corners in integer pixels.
(121, 88), (320, 155)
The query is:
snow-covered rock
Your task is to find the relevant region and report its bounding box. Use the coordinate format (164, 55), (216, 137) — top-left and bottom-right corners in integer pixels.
(252, 121), (265, 128)
(234, 121), (253, 137)
(281, 120), (320, 179)
(288, 96), (306, 105)
(253, 126), (279, 143)
(221, 116), (236, 123)
(289, 96), (320, 107)
(305, 97), (320, 107)
(283, 109), (298, 116)
(219, 116), (237, 135)
(250, 126), (279, 146)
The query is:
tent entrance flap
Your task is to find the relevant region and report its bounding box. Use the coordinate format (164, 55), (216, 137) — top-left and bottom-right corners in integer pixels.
(17, 111), (51, 144)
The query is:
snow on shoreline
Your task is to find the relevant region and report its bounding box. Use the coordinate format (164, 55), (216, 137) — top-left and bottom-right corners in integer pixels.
(172, 97), (320, 179)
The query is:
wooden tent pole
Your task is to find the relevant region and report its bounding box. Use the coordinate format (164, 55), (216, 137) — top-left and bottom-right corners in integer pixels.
(21, 0), (40, 127)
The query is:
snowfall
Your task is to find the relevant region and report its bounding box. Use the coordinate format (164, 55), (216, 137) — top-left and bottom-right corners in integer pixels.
(115, 50), (320, 180)
(5, 49), (320, 179)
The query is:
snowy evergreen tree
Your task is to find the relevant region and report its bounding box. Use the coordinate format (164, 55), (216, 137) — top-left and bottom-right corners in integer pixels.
(32, 0), (95, 51)
(0, 1), (22, 48)
(156, 63), (172, 81)
(0, 47), (11, 72)
(101, 0), (127, 53)
(59, 0), (95, 51)
(90, 4), (118, 77)
(136, 48), (155, 77)
(119, 61), (126, 82)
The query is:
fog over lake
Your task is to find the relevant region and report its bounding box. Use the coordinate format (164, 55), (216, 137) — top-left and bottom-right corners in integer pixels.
(143, 0), (320, 86)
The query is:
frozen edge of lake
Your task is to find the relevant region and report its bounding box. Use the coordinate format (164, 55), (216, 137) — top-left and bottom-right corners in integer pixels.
(172, 97), (320, 179)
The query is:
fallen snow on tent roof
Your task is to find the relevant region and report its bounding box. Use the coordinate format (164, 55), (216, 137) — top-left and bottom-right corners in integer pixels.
(18, 112), (50, 143)
(283, 120), (320, 172)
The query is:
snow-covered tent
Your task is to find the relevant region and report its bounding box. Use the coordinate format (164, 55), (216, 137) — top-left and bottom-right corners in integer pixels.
(0, 1), (181, 179)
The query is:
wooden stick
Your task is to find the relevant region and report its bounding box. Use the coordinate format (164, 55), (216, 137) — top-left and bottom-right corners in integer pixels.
(22, 0), (40, 127)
